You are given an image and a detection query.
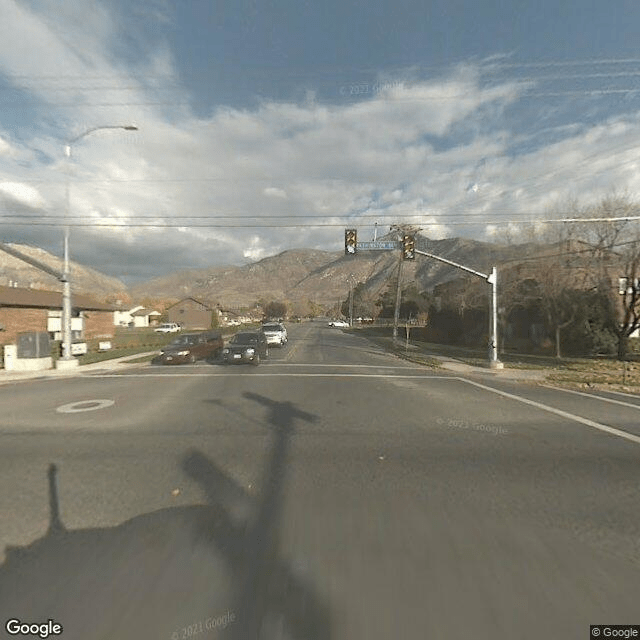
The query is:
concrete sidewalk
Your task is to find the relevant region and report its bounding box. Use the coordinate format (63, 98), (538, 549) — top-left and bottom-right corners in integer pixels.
(428, 354), (549, 381)
(384, 340), (550, 382)
(0, 351), (157, 385)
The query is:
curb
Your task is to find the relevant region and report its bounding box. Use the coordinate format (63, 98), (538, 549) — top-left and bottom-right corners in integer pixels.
(0, 351), (157, 384)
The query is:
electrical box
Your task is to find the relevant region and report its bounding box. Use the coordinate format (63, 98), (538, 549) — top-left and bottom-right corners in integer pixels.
(17, 332), (51, 359)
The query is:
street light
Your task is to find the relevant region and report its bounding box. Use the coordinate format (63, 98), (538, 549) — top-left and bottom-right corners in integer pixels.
(57, 125), (138, 369)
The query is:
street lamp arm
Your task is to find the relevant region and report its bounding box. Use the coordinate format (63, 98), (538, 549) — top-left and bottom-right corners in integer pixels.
(58, 123), (138, 367)
(67, 124), (138, 146)
(65, 125), (138, 156)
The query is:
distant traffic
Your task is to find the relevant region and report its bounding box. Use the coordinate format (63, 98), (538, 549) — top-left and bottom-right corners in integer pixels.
(151, 319), (297, 366)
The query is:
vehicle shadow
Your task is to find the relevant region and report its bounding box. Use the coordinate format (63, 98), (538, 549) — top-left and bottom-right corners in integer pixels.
(0, 396), (329, 640)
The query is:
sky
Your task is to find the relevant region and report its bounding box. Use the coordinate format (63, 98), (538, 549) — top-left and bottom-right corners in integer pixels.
(1, 0), (640, 284)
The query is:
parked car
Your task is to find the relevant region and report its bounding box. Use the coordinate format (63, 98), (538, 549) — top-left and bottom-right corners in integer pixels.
(221, 331), (268, 365)
(154, 322), (181, 334)
(261, 322), (287, 346)
(328, 319), (349, 327)
(154, 331), (223, 364)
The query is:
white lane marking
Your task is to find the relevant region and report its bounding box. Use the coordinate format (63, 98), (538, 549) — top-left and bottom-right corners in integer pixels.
(594, 388), (640, 400)
(545, 385), (640, 411)
(240, 363), (427, 369)
(56, 399), (115, 413)
(458, 378), (640, 446)
(90, 373), (453, 379)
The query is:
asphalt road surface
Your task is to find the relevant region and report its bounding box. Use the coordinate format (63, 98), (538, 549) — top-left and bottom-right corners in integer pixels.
(1, 320), (639, 639)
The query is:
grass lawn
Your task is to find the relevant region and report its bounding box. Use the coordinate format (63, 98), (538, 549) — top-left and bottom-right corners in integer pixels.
(354, 326), (640, 392)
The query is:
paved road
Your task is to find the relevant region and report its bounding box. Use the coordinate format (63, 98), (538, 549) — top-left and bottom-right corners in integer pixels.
(0, 320), (639, 639)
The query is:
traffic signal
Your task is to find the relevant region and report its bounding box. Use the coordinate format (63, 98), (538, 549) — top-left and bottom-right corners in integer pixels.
(345, 229), (357, 255)
(402, 234), (415, 260)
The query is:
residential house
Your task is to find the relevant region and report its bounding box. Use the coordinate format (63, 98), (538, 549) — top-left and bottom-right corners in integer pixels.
(166, 297), (217, 330)
(114, 305), (161, 328)
(114, 304), (144, 327)
(131, 307), (161, 328)
(0, 285), (116, 346)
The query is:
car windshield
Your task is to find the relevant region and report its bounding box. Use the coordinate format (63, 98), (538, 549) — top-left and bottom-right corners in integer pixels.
(231, 333), (258, 344)
(167, 335), (196, 346)
(3, 2), (640, 639)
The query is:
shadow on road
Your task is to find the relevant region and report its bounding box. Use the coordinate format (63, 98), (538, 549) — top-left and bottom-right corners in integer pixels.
(0, 395), (329, 640)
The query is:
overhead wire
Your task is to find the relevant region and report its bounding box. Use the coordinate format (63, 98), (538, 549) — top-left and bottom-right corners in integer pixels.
(2, 57), (640, 231)
(0, 214), (639, 229)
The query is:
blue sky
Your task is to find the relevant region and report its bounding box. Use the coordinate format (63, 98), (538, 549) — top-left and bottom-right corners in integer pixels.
(0, 0), (640, 283)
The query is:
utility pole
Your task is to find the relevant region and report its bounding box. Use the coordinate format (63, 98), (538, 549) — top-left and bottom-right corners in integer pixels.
(390, 224), (419, 343)
(392, 256), (403, 341)
(349, 276), (355, 327)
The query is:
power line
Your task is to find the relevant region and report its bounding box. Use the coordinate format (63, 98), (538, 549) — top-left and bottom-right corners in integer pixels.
(0, 210), (621, 220)
(498, 238), (640, 265)
(0, 215), (639, 229)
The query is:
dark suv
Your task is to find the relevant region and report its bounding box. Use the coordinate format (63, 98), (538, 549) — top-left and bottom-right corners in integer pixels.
(221, 331), (268, 365)
(155, 331), (223, 365)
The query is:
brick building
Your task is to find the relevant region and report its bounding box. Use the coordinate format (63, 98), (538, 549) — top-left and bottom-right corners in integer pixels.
(0, 285), (116, 346)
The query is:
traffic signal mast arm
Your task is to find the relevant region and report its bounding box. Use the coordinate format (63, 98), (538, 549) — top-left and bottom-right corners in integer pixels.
(0, 242), (64, 281)
(414, 248), (500, 367)
(414, 248), (490, 281)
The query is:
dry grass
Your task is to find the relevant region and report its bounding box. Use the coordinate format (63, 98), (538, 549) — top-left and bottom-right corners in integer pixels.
(545, 359), (640, 393)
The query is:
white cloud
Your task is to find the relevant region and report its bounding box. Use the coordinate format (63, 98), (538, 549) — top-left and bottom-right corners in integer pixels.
(2, 1), (640, 283)
(243, 235), (267, 261)
(0, 136), (13, 156)
(0, 181), (46, 208)
(264, 187), (288, 199)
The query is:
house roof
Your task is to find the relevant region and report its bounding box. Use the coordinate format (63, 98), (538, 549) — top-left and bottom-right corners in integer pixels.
(166, 297), (213, 311)
(0, 286), (115, 311)
(131, 307), (161, 317)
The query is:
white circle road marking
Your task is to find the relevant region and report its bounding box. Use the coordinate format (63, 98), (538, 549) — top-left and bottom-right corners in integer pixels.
(56, 399), (115, 413)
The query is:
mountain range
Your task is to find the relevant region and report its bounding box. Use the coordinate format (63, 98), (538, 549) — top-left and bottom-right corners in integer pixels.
(130, 235), (541, 309)
(0, 243), (128, 299)
(1, 236), (549, 310)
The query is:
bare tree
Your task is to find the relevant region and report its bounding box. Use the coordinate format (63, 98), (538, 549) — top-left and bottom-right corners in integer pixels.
(499, 217), (581, 358)
(575, 195), (640, 359)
